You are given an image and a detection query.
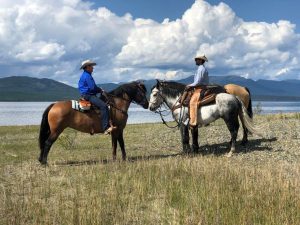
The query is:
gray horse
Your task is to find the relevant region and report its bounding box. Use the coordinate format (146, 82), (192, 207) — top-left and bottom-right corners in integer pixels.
(149, 80), (260, 157)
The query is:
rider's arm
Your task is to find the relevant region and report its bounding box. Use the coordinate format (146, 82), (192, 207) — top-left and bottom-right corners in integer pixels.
(188, 67), (203, 87)
(188, 66), (208, 87)
(85, 74), (100, 94)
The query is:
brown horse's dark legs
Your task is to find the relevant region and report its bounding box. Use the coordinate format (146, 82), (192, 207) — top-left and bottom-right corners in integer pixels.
(117, 131), (126, 160)
(39, 132), (61, 165)
(191, 127), (199, 153)
(111, 133), (118, 160)
(39, 139), (53, 165)
(180, 124), (191, 153)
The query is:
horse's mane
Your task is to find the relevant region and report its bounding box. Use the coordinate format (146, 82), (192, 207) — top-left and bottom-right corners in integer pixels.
(109, 82), (146, 99)
(152, 81), (186, 98)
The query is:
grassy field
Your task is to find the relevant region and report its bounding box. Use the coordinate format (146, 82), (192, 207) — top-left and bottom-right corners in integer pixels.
(0, 113), (299, 225)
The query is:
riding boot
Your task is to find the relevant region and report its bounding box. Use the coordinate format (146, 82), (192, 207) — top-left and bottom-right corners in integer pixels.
(104, 118), (117, 135)
(104, 125), (117, 135)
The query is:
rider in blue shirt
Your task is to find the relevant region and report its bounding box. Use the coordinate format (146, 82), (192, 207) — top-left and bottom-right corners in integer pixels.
(78, 59), (116, 134)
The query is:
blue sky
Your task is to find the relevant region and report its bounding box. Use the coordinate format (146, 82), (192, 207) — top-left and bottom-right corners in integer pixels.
(1, 0), (300, 85)
(90, 0), (300, 32)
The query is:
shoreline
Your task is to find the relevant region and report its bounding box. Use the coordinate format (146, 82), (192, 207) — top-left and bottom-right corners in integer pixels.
(0, 112), (300, 127)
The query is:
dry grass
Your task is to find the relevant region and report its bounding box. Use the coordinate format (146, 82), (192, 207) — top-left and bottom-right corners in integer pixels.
(0, 113), (299, 225)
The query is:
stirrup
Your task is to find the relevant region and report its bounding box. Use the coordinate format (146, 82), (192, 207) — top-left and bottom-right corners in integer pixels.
(104, 125), (117, 135)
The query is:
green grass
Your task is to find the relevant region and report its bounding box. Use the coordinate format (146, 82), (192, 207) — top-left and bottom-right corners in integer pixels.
(0, 115), (299, 225)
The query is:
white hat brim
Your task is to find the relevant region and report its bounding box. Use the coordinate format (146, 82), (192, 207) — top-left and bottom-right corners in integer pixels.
(195, 56), (208, 62)
(80, 62), (97, 70)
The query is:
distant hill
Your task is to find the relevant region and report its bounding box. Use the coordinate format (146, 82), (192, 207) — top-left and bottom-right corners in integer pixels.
(0, 75), (300, 101)
(176, 75), (300, 101)
(0, 76), (79, 101)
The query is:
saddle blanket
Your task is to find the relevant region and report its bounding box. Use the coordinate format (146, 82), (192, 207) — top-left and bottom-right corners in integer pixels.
(71, 100), (91, 112)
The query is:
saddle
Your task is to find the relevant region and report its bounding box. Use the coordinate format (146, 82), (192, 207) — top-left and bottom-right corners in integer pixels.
(72, 95), (109, 112)
(71, 98), (94, 112)
(79, 99), (92, 111)
(182, 85), (225, 107)
(188, 85), (226, 127)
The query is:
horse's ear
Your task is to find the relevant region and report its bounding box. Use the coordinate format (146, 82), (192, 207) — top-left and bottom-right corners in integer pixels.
(136, 79), (144, 84)
(156, 79), (161, 88)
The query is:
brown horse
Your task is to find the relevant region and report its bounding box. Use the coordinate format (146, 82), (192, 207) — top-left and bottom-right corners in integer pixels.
(38, 81), (149, 165)
(224, 83), (253, 118)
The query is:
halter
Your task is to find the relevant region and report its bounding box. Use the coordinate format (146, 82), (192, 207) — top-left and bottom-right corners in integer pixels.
(106, 83), (148, 115)
(151, 89), (184, 129)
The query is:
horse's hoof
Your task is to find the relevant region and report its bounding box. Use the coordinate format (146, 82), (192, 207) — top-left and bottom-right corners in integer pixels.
(226, 152), (233, 158)
(191, 146), (199, 154)
(182, 146), (192, 154)
(241, 140), (248, 146)
(38, 158), (48, 165)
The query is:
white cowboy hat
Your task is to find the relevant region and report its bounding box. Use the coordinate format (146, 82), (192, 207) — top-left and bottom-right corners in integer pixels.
(194, 55), (208, 62)
(80, 59), (97, 70)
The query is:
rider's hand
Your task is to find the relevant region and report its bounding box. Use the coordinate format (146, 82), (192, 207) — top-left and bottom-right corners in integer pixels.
(102, 91), (109, 102)
(184, 86), (192, 91)
(98, 87), (104, 94)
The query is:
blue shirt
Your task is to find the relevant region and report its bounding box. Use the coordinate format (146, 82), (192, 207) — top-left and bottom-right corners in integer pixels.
(78, 70), (101, 95)
(188, 65), (209, 86)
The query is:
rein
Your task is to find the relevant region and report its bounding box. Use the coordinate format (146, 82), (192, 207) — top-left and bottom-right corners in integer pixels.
(106, 85), (147, 116)
(153, 90), (183, 129)
(105, 93), (129, 116)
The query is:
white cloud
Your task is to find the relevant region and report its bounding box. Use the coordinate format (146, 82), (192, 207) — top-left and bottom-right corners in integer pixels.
(0, 0), (299, 85)
(276, 68), (290, 76)
(116, 0), (300, 81)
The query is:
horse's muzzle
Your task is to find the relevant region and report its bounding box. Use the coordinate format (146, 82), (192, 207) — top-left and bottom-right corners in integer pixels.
(149, 104), (157, 111)
(142, 101), (149, 109)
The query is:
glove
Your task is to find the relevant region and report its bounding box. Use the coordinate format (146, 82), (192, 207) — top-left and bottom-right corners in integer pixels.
(184, 86), (192, 91)
(102, 91), (109, 102)
(98, 87), (104, 94)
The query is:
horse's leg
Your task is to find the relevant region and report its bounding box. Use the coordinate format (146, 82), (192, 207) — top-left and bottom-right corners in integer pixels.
(224, 116), (239, 157)
(39, 131), (61, 165)
(241, 122), (248, 146)
(180, 124), (191, 153)
(111, 132), (118, 160)
(191, 127), (199, 153)
(238, 103), (249, 146)
(117, 130), (126, 161)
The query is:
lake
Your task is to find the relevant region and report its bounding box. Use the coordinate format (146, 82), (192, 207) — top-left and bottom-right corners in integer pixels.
(0, 101), (300, 126)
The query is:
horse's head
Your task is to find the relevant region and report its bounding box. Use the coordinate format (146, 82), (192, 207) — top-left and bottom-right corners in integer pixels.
(131, 81), (149, 109)
(149, 80), (165, 111)
(149, 80), (186, 111)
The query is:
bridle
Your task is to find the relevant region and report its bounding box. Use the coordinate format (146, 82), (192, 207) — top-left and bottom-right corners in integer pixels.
(106, 83), (148, 115)
(151, 88), (183, 129)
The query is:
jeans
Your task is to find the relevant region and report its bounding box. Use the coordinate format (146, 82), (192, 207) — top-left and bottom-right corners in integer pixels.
(82, 94), (109, 130)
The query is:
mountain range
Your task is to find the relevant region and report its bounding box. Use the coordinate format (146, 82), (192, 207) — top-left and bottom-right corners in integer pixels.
(0, 75), (299, 101)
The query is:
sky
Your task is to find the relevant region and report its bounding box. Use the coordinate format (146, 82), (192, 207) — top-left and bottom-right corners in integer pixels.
(0, 0), (300, 86)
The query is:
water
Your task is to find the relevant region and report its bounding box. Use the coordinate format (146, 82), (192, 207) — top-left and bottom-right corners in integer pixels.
(0, 101), (299, 126)
(0, 102), (171, 126)
(254, 101), (300, 114)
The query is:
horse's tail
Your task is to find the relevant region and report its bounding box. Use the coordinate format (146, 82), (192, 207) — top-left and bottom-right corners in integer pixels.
(244, 87), (253, 118)
(39, 103), (54, 151)
(236, 97), (263, 137)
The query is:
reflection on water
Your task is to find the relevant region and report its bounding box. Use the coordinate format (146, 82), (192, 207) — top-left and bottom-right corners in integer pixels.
(0, 101), (299, 126)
